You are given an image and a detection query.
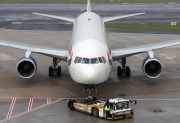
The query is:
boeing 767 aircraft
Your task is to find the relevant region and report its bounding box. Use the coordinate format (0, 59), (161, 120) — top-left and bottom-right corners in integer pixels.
(0, 0), (180, 94)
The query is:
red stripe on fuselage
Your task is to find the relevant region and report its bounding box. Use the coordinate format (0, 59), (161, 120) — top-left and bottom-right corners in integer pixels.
(107, 47), (111, 58)
(69, 46), (73, 58)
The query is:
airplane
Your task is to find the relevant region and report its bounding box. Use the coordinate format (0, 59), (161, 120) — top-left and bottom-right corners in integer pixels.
(0, 0), (180, 95)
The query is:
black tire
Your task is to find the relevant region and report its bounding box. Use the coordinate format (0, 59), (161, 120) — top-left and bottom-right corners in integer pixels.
(117, 66), (123, 77)
(92, 108), (99, 117)
(68, 100), (76, 110)
(93, 97), (98, 101)
(126, 66), (131, 77)
(57, 66), (61, 76)
(49, 66), (53, 76)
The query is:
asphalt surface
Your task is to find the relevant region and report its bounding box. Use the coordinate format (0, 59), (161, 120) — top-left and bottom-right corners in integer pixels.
(0, 2), (180, 33)
(0, 29), (180, 123)
(0, 2), (180, 123)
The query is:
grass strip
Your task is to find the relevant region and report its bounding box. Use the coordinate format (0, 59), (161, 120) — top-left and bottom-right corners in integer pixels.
(105, 22), (180, 30)
(60, 22), (180, 31)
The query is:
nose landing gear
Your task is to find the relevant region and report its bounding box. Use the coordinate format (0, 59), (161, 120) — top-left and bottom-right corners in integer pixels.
(117, 58), (131, 77)
(83, 87), (97, 96)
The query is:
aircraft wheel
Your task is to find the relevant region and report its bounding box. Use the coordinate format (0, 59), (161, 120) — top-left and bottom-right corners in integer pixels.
(49, 66), (53, 76)
(126, 66), (131, 77)
(92, 108), (99, 117)
(57, 66), (61, 76)
(117, 66), (123, 77)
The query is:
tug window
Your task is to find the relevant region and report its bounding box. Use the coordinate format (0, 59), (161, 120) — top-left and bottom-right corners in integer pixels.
(91, 58), (99, 64)
(116, 101), (129, 110)
(82, 58), (90, 64)
(74, 57), (78, 63)
(98, 57), (103, 63)
(77, 57), (82, 63)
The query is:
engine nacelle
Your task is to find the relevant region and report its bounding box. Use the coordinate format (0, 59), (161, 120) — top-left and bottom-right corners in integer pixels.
(16, 57), (37, 78)
(142, 57), (163, 78)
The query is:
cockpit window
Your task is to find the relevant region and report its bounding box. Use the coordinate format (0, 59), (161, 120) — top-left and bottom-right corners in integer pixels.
(74, 56), (107, 64)
(102, 57), (106, 63)
(91, 58), (99, 64)
(74, 57), (78, 63)
(82, 58), (90, 64)
(98, 57), (103, 63)
(77, 57), (82, 63)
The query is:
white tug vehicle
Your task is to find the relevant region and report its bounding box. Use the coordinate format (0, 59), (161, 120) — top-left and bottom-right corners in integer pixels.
(67, 97), (136, 120)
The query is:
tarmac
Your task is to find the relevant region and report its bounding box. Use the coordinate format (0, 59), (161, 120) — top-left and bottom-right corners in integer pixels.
(0, 2), (180, 31)
(0, 2), (180, 123)
(0, 29), (180, 123)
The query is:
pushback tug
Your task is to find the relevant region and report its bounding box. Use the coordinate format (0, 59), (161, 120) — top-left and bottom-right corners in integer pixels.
(67, 97), (136, 120)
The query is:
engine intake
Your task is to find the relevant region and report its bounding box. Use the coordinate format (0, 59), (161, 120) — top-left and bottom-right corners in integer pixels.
(16, 57), (37, 78)
(143, 57), (162, 78)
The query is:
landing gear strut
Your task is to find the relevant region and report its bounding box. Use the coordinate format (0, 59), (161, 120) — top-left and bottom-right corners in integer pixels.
(49, 58), (61, 76)
(117, 58), (131, 77)
(83, 87), (97, 96)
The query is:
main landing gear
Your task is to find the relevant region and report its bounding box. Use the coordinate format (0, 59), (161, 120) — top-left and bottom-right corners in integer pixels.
(49, 58), (61, 76)
(117, 58), (131, 77)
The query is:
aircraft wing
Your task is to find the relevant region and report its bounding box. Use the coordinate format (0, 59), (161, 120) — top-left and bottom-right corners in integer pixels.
(33, 12), (75, 23)
(112, 39), (180, 60)
(103, 12), (145, 22)
(0, 40), (68, 61)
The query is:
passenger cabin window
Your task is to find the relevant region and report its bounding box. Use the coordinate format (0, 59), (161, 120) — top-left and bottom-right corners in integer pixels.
(77, 57), (82, 63)
(91, 58), (99, 64)
(82, 58), (90, 64)
(74, 57), (78, 63)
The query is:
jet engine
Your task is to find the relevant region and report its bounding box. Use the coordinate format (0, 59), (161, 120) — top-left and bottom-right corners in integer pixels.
(16, 57), (37, 78)
(142, 57), (162, 78)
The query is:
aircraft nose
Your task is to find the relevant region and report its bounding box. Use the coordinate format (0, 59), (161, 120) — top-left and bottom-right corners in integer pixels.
(81, 66), (99, 84)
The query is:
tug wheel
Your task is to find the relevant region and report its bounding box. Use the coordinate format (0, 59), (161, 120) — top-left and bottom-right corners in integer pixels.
(68, 100), (76, 110)
(92, 108), (99, 117)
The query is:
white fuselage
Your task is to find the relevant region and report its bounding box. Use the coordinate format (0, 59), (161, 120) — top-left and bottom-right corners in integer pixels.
(68, 12), (112, 86)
